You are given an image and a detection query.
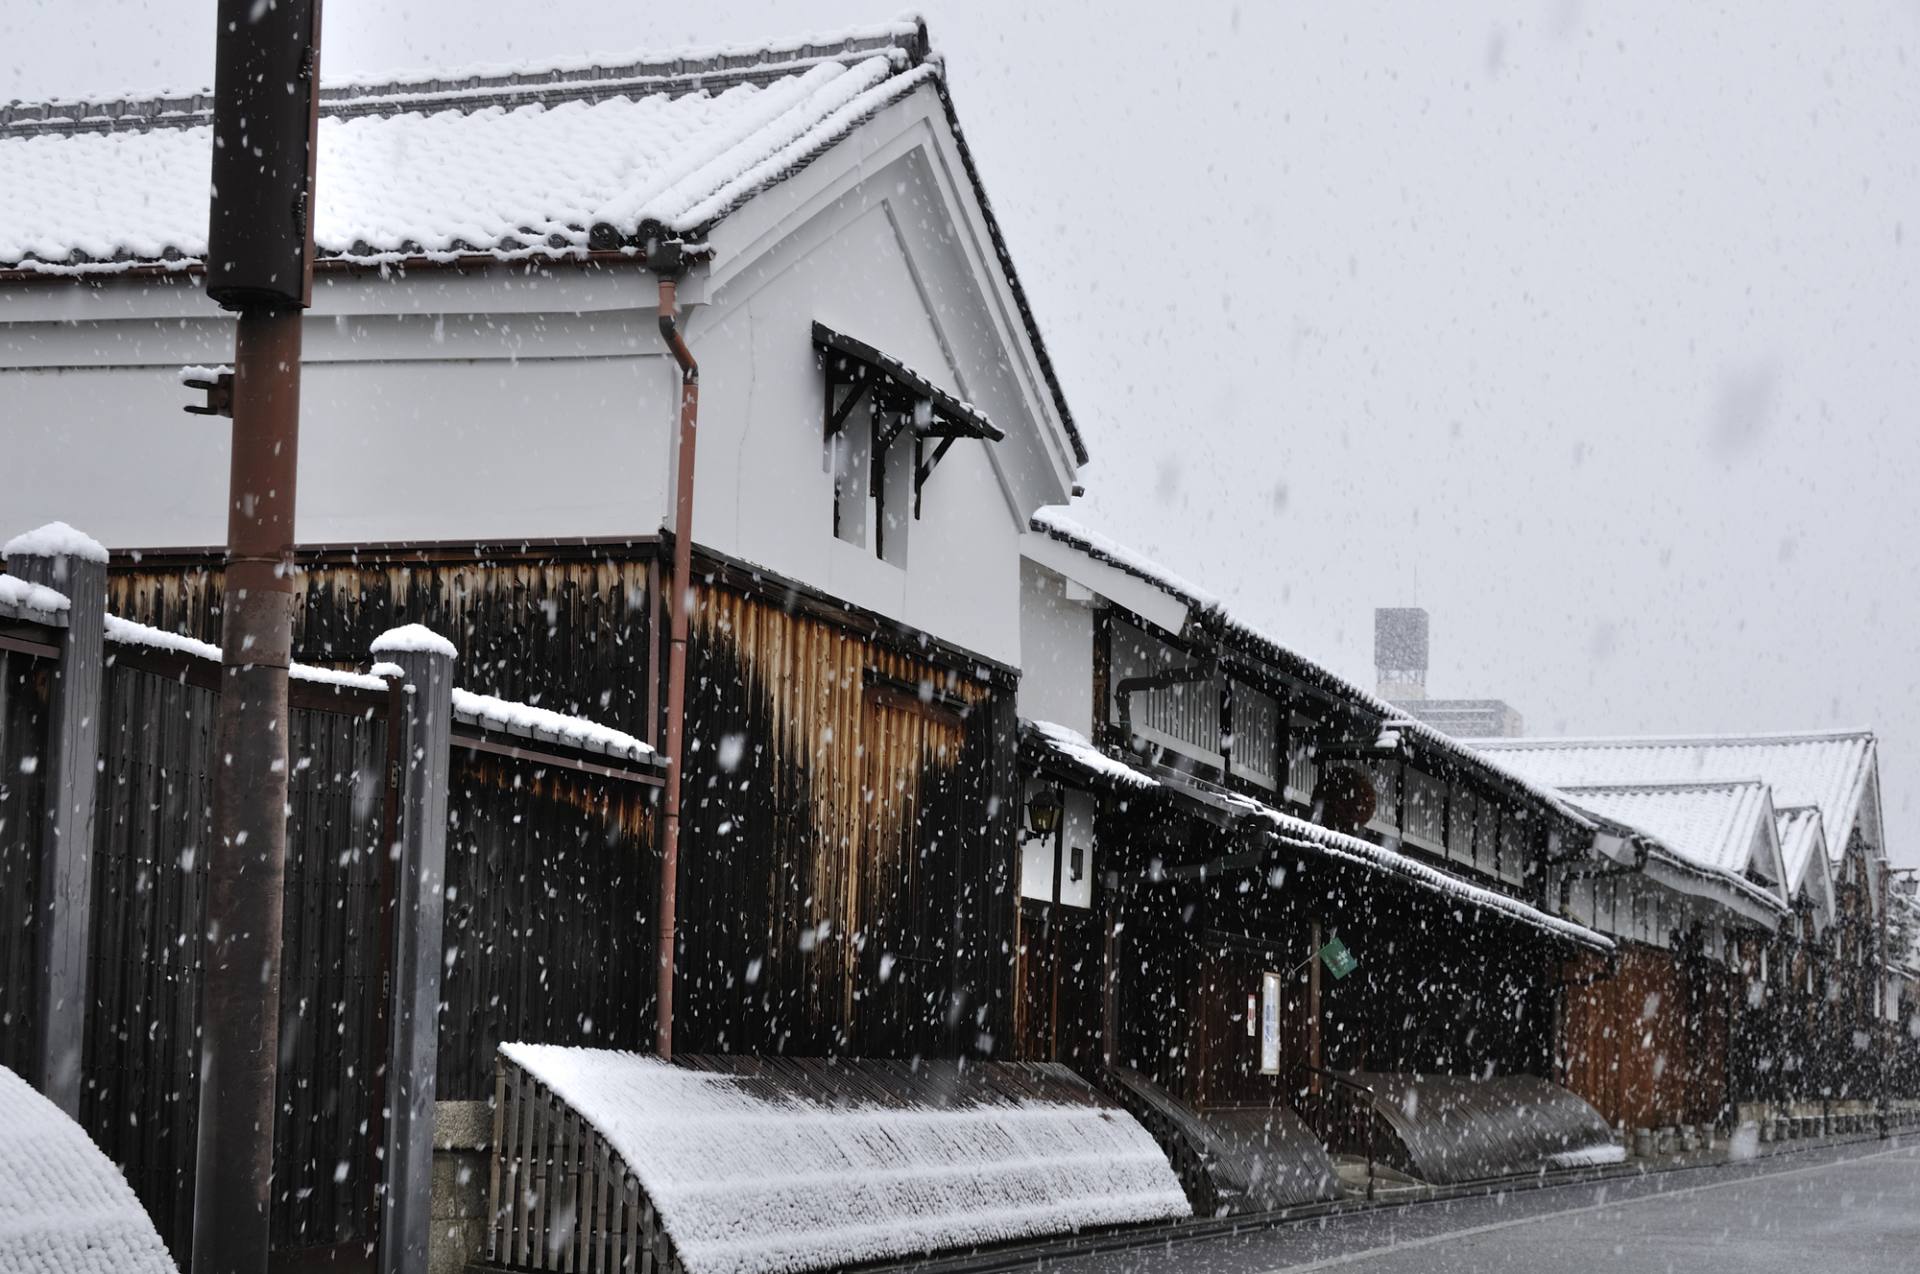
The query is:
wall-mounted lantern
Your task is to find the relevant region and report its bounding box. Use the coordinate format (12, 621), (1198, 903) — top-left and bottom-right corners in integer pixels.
(1025, 787), (1063, 840)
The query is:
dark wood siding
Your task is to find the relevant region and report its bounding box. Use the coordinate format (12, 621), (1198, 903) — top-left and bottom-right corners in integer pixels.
(0, 647), (50, 1076)
(109, 547), (655, 736)
(83, 654), (391, 1264)
(673, 582), (1013, 1059)
(1559, 943), (1729, 1129)
(437, 750), (655, 1099)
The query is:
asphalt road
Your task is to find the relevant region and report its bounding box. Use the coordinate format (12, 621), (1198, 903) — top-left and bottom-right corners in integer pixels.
(1030, 1140), (1920, 1273)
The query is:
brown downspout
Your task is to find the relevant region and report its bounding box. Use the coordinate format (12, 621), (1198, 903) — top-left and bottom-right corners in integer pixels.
(654, 263), (699, 1062)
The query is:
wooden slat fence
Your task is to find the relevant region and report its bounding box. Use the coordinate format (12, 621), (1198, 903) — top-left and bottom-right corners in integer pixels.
(82, 648), (392, 1265)
(488, 1054), (680, 1274)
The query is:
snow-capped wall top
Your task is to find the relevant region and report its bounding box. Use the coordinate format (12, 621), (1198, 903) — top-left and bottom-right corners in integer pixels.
(370, 623), (458, 661)
(0, 574), (70, 620)
(0, 26), (932, 273)
(451, 688), (654, 760)
(2, 520), (108, 564)
(499, 1044), (1189, 1274)
(0, 1063), (177, 1274)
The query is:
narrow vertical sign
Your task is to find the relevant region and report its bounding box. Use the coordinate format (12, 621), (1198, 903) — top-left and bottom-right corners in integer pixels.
(1259, 971), (1282, 1075)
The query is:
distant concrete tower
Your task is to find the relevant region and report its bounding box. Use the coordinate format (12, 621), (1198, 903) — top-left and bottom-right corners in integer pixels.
(1375, 608), (1429, 702)
(1374, 606), (1524, 738)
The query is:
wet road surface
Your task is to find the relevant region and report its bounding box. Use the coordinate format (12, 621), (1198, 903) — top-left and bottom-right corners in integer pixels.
(1032, 1139), (1920, 1273)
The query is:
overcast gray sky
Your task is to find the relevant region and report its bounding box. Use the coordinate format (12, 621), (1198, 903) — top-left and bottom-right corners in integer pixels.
(7, 1), (1919, 865)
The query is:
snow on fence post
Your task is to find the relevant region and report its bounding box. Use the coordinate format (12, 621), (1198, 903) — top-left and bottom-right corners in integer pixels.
(4, 522), (107, 1117)
(371, 624), (456, 1274)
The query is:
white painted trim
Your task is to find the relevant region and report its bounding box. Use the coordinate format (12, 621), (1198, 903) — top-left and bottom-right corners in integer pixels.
(1020, 535), (1191, 638)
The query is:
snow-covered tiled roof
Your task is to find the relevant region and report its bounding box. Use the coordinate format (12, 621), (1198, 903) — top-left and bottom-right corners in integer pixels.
(0, 26), (929, 273)
(0, 1063), (177, 1273)
(1774, 804), (1831, 896)
(1028, 510), (1592, 829)
(1558, 780), (1773, 879)
(500, 1044), (1190, 1274)
(1477, 730), (1878, 864)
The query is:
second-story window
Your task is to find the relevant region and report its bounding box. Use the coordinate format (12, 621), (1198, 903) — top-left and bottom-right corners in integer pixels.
(815, 322), (1003, 569)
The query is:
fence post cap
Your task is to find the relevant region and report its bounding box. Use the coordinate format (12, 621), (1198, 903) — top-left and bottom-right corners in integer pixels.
(370, 624), (457, 662)
(3, 521), (108, 566)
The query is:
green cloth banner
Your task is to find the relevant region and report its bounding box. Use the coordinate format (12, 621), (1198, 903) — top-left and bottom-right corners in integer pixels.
(1319, 934), (1358, 980)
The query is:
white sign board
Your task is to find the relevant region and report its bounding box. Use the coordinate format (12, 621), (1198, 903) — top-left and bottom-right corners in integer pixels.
(1259, 971), (1282, 1075)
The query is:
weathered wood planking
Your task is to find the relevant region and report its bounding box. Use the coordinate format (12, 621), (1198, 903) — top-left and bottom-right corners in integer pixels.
(1558, 943), (1732, 1129)
(109, 545), (656, 737)
(673, 581), (1016, 1059)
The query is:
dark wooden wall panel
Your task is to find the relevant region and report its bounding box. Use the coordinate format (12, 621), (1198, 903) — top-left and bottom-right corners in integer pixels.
(437, 752), (655, 1100)
(674, 583), (1010, 1059)
(84, 658), (390, 1264)
(110, 550), (654, 736)
(0, 649), (49, 1075)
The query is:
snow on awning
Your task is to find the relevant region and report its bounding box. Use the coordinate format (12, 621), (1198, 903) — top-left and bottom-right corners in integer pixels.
(0, 1064), (176, 1273)
(498, 1045), (1190, 1274)
(1022, 719), (1159, 792)
(1155, 774), (1613, 952)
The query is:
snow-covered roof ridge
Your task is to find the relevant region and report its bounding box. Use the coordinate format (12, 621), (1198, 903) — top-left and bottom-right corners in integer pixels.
(1773, 804), (1832, 896)
(1478, 726), (1876, 749)
(0, 1063), (178, 1273)
(1557, 779), (1786, 908)
(499, 1045), (1189, 1274)
(0, 24), (937, 275)
(451, 687), (654, 761)
(3, 520), (109, 564)
(1, 23), (928, 131)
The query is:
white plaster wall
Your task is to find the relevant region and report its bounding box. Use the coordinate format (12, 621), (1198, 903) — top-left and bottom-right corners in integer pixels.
(1018, 782), (1096, 909)
(693, 194), (1025, 665)
(1017, 559), (1094, 733)
(0, 354), (672, 546)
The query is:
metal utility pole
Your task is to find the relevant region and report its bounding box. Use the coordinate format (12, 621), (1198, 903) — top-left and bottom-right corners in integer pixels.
(193, 3), (323, 1270)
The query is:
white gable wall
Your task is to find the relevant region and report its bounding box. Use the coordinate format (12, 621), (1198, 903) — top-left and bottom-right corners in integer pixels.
(1017, 558), (1095, 736)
